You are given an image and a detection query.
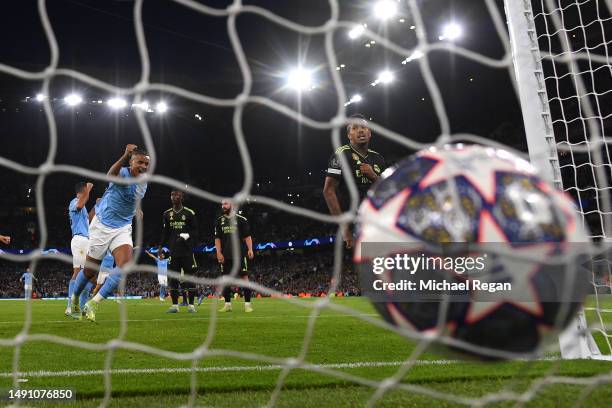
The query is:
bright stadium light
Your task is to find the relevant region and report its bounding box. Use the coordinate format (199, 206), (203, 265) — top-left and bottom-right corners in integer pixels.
(373, 0), (398, 20)
(344, 94), (363, 106)
(35, 93), (46, 102)
(401, 50), (424, 64)
(348, 24), (366, 39)
(371, 70), (394, 86)
(286, 67), (314, 91)
(155, 102), (168, 113)
(107, 97), (127, 110)
(64, 93), (82, 106)
(440, 22), (463, 41)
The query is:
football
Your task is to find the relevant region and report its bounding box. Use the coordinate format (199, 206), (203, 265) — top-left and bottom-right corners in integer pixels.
(354, 144), (591, 359)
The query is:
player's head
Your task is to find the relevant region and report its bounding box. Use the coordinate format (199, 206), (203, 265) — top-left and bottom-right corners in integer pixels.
(128, 148), (150, 176)
(170, 190), (184, 206)
(75, 182), (87, 196)
(158, 250), (166, 260)
(346, 113), (371, 147)
(221, 199), (232, 215)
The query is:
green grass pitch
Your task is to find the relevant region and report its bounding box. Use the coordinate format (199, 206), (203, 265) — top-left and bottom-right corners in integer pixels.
(0, 297), (611, 407)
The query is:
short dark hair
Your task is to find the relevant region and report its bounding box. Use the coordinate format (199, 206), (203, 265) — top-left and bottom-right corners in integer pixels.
(346, 113), (368, 133)
(130, 148), (149, 158)
(75, 182), (87, 194)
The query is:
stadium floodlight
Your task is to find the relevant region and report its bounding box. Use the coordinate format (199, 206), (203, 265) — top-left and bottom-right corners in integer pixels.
(107, 97), (127, 110)
(439, 22), (463, 41)
(348, 24), (366, 39)
(35, 93), (46, 102)
(64, 93), (83, 106)
(371, 70), (394, 86)
(286, 67), (314, 91)
(401, 50), (424, 64)
(373, 0), (398, 21)
(155, 102), (168, 113)
(344, 94), (363, 106)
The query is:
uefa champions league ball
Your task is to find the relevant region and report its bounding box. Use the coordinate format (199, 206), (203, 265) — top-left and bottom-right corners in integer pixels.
(354, 144), (591, 359)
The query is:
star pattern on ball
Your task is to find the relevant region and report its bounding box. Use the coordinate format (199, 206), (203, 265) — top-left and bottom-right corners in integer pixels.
(419, 148), (523, 203)
(465, 211), (554, 324)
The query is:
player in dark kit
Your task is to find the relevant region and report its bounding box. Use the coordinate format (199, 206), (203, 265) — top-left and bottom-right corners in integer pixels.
(160, 190), (199, 313)
(323, 114), (385, 249)
(215, 199), (254, 313)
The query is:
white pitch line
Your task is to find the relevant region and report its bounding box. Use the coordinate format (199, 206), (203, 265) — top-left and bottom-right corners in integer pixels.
(0, 314), (379, 325)
(0, 360), (457, 379)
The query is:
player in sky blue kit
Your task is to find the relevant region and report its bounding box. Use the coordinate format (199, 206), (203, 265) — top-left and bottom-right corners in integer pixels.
(65, 182), (93, 316)
(20, 268), (36, 300)
(146, 249), (169, 301)
(70, 144), (149, 322)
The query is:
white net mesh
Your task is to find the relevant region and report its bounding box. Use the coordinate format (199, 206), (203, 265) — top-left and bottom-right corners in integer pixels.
(531, 0), (612, 355)
(0, 0), (611, 406)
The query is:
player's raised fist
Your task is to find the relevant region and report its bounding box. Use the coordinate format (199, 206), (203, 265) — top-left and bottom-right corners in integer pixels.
(125, 144), (138, 157)
(86, 182), (94, 190)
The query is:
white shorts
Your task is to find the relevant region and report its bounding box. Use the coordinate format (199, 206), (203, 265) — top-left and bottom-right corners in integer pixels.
(158, 275), (168, 285)
(87, 216), (133, 261)
(24, 285), (32, 292)
(97, 271), (109, 285)
(71, 235), (89, 268)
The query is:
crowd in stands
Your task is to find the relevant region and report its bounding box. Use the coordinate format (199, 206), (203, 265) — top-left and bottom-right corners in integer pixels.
(0, 250), (361, 299)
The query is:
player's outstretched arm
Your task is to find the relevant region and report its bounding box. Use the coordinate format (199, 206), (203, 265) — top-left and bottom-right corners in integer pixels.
(0, 235), (10, 245)
(107, 144), (138, 176)
(76, 182), (94, 210)
(145, 250), (157, 261)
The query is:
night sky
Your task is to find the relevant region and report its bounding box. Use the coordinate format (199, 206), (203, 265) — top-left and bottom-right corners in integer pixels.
(1, 0), (531, 203)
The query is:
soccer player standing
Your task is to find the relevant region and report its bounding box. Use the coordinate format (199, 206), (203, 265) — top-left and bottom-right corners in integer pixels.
(70, 144), (149, 322)
(65, 181), (93, 316)
(215, 199), (254, 313)
(20, 268), (36, 300)
(145, 249), (169, 301)
(160, 190), (199, 313)
(323, 114), (385, 249)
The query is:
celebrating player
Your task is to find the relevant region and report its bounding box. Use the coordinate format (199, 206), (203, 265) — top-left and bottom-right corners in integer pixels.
(145, 249), (169, 301)
(159, 189), (199, 313)
(65, 181), (93, 316)
(0, 235), (10, 245)
(215, 199), (254, 313)
(20, 267), (36, 300)
(70, 144), (149, 322)
(323, 114), (385, 249)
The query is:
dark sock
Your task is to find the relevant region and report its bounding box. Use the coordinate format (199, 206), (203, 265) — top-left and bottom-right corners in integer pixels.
(170, 289), (179, 305)
(223, 287), (231, 303)
(188, 289), (195, 305)
(244, 288), (252, 303)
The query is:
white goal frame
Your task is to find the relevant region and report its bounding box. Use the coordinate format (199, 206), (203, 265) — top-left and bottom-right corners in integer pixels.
(505, 0), (612, 360)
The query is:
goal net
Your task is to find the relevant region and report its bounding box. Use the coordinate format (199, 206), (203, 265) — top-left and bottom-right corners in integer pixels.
(0, 0), (610, 406)
(506, 0), (612, 358)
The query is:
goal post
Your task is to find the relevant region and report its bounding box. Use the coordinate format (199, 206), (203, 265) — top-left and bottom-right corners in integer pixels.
(504, 0), (612, 359)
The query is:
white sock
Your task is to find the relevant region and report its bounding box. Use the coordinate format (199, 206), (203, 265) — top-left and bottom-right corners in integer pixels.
(92, 294), (103, 303)
(245, 302), (251, 307)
